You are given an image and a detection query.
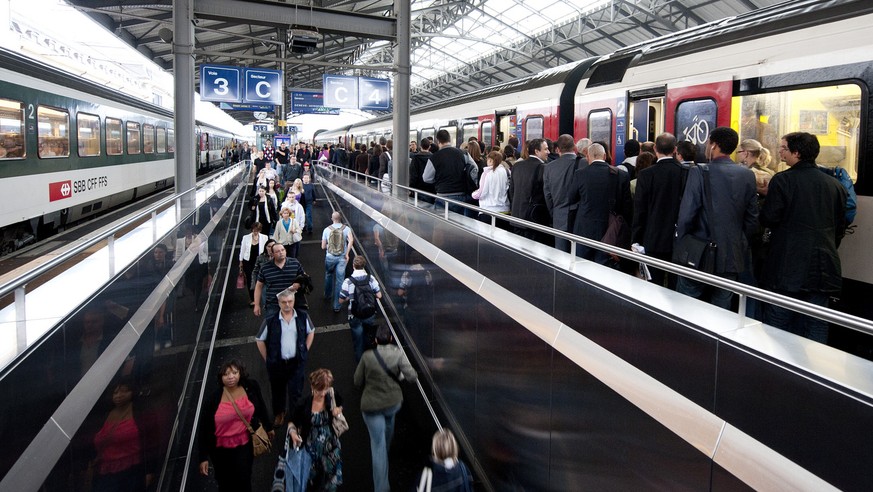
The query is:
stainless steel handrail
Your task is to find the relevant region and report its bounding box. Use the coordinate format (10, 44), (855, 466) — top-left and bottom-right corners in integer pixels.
(322, 164), (873, 337)
(0, 164), (244, 299)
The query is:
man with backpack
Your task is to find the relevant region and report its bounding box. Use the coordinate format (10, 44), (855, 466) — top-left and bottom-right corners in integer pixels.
(339, 256), (382, 362)
(321, 211), (353, 312)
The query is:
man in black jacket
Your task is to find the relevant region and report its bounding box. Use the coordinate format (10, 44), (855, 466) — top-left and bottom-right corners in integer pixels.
(409, 138), (435, 203)
(633, 133), (686, 288)
(761, 132), (846, 343)
(423, 130), (467, 213)
(510, 138), (550, 242)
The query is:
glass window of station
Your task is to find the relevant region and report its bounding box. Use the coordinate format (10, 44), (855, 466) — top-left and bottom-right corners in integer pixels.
(38, 106), (70, 158)
(0, 99), (25, 159)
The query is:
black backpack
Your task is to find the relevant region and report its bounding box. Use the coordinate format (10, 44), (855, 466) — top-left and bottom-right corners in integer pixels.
(350, 275), (377, 318)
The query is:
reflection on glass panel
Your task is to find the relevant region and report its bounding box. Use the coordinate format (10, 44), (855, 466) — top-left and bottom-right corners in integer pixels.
(526, 116), (544, 141)
(409, 130), (417, 145)
(420, 128), (435, 142)
(168, 128), (175, 153)
(106, 118), (123, 155)
(0, 98), (25, 159)
(77, 112), (101, 157)
(143, 124), (155, 154)
(588, 109), (612, 144)
(38, 106), (70, 158)
(156, 127), (167, 153)
(482, 121), (493, 147)
(733, 84), (862, 176)
(440, 126), (457, 146)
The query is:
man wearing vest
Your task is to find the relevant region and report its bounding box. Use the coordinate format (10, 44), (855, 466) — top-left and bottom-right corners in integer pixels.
(340, 256), (383, 363)
(256, 287), (315, 427)
(422, 129), (468, 214)
(322, 211), (354, 312)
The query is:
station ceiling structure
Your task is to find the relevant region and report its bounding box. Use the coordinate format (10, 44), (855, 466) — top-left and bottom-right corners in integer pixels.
(68, 0), (790, 125)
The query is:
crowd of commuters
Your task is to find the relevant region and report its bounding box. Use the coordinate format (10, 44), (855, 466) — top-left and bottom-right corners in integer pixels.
(401, 128), (848, 345)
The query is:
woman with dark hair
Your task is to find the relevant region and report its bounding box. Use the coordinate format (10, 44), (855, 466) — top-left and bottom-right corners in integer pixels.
(198, 359), (271, 492)
(251, 186), (278, 235)
(289, 368), (344, 491)
(354, 325), (418, 492)
(239, 222), (268, 306)
(369, 145), (383, 187)
(91, 377), (156, 492)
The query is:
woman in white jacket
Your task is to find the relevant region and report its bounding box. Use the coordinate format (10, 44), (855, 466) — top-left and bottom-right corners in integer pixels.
(472, 150), (511, 226)
(239, 222), (269, 306)
(274, 196), (306, 258)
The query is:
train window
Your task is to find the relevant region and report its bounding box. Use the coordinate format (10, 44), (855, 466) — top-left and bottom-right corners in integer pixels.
(38, 106), (70, 158)
(0, 99), (25, 159)
(461, 123), (477, 143)
(421, 128), (435, 142)
(675, 99), (717, 163)
(156, 127), (167, 153)
(77, 113), (100, 157)
(440, 126), (458, 146)
(143, 124), (155, 154)
(126, 122), (141, 155)
(733, 84), (862, 177)
(588, 109), (613, 144)
(106, 118), (123, 155)
(525, 116), (544, 141)
(168, 128), (175, 153)
(481, 121), (493, 147)
(408, 130), (417, 146)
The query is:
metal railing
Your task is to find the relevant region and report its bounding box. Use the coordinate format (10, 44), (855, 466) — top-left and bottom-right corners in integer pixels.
(323, 163), (873, 339)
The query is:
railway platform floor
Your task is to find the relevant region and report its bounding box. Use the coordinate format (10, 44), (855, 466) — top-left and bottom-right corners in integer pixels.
(186, 184), (437, 491)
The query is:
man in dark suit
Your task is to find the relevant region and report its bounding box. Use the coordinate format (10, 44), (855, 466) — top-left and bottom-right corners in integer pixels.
(510, 138), (550, 242)
(633, 133), (687, 288)
(409, 139), (435, 204)
(675, 127), (758, 309)
(571, 143), (633, 265)
(544, 134), (581, 252)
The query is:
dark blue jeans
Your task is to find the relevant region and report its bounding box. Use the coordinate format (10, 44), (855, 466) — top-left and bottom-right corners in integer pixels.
(764, 291), (829, 343)
(434, 193), (467, 215)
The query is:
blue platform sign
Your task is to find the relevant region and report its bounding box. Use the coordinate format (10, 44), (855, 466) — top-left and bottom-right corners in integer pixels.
(200, 65), (241, 103)
(244, 69), (282, 105)
(219, 103), (274, 111)
(358, 77), (391, 111)
(292, 91), (339, 115)
(323, 75), (358, 109)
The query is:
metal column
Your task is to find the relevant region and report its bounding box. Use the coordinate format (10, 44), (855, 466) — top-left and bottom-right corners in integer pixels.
(392, 0), (411, 197)
(174, 0), (196, 206)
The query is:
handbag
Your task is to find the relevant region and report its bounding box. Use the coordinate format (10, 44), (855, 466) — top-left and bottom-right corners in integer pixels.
(225, 388), (272, 457)
(236, 269), (246, 289)
(672, 164), (717, 274)
(328, 387), (349, 437)
(273, 433), (311, 492)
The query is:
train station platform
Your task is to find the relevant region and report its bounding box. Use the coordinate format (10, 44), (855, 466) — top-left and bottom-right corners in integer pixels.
(3, 162), (873, 491)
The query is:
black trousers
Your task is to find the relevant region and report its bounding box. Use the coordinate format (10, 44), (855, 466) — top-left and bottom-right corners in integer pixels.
(268, 357), (305, 416)
(212, 440), (253, 492)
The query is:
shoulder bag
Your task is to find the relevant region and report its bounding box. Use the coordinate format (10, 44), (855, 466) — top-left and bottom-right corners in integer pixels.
(601, 167), (632, 251)
(373, 348), (403, 385)
(328, 387), (349, 437)
(225, 388), (272, 457)
(672, 164), (717, 273)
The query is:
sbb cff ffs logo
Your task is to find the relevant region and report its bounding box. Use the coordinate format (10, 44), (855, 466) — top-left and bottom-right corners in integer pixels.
(49, 180), (72, 202)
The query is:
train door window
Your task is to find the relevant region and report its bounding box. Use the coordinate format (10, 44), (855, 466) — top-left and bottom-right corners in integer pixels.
(588, 109), (613, 144)
(421, 128), (435, 142)
(440, 126), (458, 146)
(168, 128), (175, 153)
(156, 127), (167, 153)
(675, 99), (717, 163)
(37, 106), (69, 158)
(408, 130), (418, 147)
(461, 123), (477, 144)
(733, 84), (862, 175)
(106, 118), (123, 155)
(525, 116), (544, 141)
(143, 124), (155, 154)
(481, 121), (493, 147)
(0, 99), (25, 159)
(126, 122), (141, 155)
(76, 113), (101, 157)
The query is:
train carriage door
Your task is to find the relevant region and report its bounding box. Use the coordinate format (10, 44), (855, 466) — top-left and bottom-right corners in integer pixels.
(495, 109), (516, 148)
(627, 87), (666, 158)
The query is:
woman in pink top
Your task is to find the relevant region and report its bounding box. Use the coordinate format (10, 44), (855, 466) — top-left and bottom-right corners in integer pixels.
(198, 359), (271, 492)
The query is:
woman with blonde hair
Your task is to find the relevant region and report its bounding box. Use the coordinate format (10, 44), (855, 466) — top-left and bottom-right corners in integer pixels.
(738, 138), (775, 195)
(416, 429), (472, 492)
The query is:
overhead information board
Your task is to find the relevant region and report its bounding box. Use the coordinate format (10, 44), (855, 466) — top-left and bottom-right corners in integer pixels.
(200, 64), (282, 105)
(292, 91), (340, 115)
(323, 75), (358, 109)
(358, 77), (391, 111)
